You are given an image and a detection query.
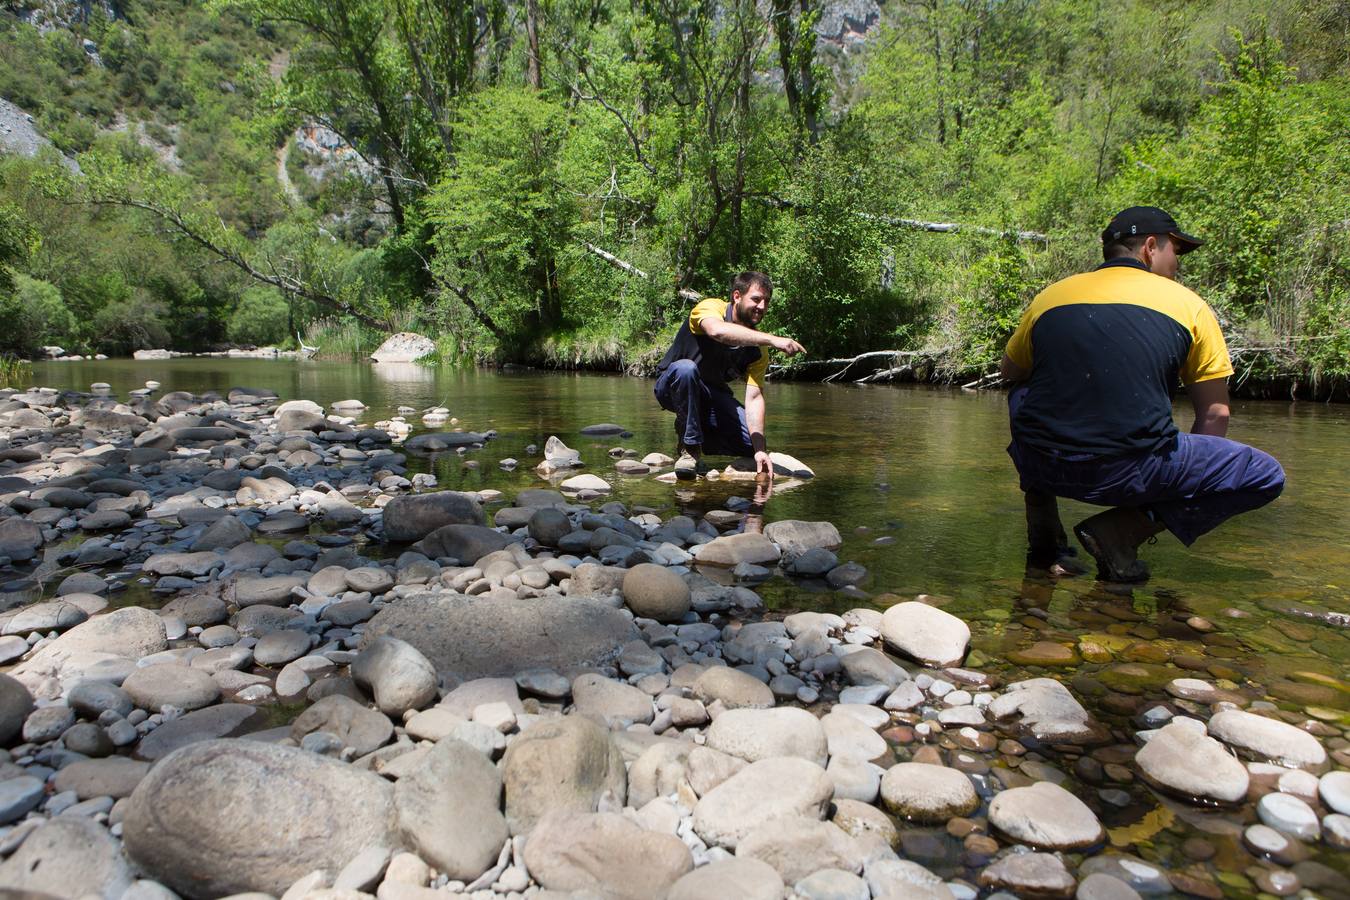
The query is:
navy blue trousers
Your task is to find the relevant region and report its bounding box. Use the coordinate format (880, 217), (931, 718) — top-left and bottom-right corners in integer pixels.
(654, 360), (754, 456)
(1007, 387), (1285, 546)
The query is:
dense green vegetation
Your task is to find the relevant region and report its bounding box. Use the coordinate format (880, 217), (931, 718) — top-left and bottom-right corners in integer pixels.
(0, 0), (1346, 389)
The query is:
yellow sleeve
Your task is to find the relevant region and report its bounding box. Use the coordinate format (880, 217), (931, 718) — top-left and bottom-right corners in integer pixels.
(1182, 301), (1234, 384)
(1005, 303), (1038, 370)
(746, 348), (769, 389)
(688, 298), (727, 335)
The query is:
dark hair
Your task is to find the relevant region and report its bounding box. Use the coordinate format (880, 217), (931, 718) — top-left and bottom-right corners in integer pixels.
(729, 271), (773, 298)
(1103, 232), (1169, 262)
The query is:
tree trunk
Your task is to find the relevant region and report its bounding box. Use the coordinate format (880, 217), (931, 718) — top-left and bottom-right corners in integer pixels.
(525, 0), (542, 90)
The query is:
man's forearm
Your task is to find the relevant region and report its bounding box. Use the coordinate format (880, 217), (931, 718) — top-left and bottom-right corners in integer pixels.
(747, 394), (768, 453)
(704, 319), (779, 349)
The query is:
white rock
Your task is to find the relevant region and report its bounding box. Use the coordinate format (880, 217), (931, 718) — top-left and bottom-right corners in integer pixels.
(1207, 709), (1327, 771)
(1257, 792), (1320, 841)
(879, 601), (969, 668)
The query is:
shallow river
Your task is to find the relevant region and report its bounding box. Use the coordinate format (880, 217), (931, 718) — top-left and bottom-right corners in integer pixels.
(26, 357), (1350, 887)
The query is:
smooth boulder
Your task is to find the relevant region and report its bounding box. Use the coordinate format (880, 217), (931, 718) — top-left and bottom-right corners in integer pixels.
(395, 738), (508, 881)
(1135, 721), (1250, 803)
(502, 715), (627, 835)
(880, 601), (969, 668)
(363, 593), (637, 678)
(351, 636), (438, 716)
(987, 781), (1105, 850)
(622, 564), (691, 623)
(524, 810), (693, 899)
(382, 492), (485, 542)
(122, 739), (398, 898)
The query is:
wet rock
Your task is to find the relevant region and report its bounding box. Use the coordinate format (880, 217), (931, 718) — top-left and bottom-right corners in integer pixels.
(382, 492), (484, 542)
(0, 816), (133, 898)
(1320, 770), (1350, 815)
(1257, 792), (1321, 841)
(705, 706), (828, 765)
(693, 757), (832, 849)
(880, 763), (979, 823)
(840, 647), (908, 688)
(395, 738), (507, 881)
(190, 515), (253, 551)
(415, 524), (517, 562)
(622, 563), (691, 622)
(1135, 721), (1250, 803)
(525, 810), (691, 898)
(979, 852), (1076, 899)
(363, 593), (637, 678)
(1077, 872), (1144, 900)
(123, 739), (397, 897)
(988, 781), (1105, 850)
(527, 507), (572, 546)
(1207, 709), (1328, 771)
(667, 857), (784, 900)
(351, 636), (437, 716)
(763, 520), (842, 554)
(0, 516), (44, 561)
(561, 473), (612, 494)
(693, 532), (781, 567)
(738, 817), (866, 884)
(880, 600), (969, 668)
(988, 678), (1108, 744)
(290, 694), (393, 756)
(501, 715), (626, 835)
(405, 431), (487, 452)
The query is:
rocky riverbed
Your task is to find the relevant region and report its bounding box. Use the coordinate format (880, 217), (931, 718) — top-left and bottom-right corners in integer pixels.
(0, 381), (1345, 900)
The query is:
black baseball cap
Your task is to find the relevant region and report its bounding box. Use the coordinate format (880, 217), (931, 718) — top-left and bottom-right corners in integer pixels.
(1102, 206), (1203, 254)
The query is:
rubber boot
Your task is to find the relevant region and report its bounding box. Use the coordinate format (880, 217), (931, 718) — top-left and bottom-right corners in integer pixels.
(1073, 507), (1165, 583)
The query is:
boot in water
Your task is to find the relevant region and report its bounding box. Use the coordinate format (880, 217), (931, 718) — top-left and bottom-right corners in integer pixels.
(1024, 491), (1082, 572)
(1073, 507), (1164, 583)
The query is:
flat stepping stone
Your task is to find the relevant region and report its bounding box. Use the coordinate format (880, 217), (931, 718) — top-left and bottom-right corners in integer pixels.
(256, 513), (311, 534)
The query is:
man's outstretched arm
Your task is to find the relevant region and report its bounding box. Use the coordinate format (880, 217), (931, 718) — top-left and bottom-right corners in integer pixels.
(701, 317), (806, 356)
(1187, 378), (1230, 437)
(745, 383), (773, 479)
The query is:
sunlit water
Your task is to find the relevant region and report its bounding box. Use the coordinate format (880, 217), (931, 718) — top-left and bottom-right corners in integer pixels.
(26, 358), (1350, 887)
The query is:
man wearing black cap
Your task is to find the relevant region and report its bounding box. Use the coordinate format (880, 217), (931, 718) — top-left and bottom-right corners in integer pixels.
(999, 206), (1285, 581)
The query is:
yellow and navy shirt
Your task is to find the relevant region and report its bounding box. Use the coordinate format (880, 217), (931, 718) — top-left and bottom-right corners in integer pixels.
(657, 298), (770, 389)
(1005, 258), (1233, 457)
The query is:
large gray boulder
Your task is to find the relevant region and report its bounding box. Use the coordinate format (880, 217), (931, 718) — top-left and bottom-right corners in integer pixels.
(395, 739), (508, 881)
(289, 695), (393, 756)
(0, 816), (133, 899)
(502, 715), (627, 835)
(0, 516), (44, 561)
(122, 739), (398, 898)
(415, 524), (518, 563)
(370, 331), (436, 363)
(622, 564), (691, 623)
(763, 520), (843, 554)
(382, 492), (485, 542)
(362, 593), (638, 678)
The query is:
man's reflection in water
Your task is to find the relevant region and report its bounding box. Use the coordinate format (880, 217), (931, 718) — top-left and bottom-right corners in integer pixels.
(742, 476), (773, 535)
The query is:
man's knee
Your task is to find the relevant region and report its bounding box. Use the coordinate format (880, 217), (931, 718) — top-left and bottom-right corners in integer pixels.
(1248, 448), (1286, 503)
(667, 359), (698, 382)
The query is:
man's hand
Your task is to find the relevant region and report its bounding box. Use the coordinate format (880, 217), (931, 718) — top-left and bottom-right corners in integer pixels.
(754, 450), (775, 480)
(771, 335), (806, 356)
